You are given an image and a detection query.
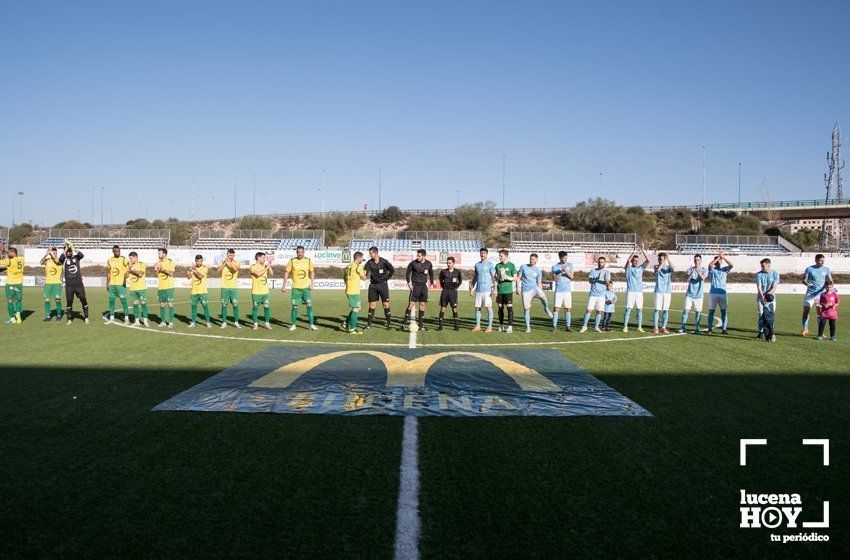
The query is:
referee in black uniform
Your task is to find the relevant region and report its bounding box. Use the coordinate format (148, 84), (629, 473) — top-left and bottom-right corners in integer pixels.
(437, 256), (462, 331)
(402, 249), (435, 331)
(363, 246), (395, 330)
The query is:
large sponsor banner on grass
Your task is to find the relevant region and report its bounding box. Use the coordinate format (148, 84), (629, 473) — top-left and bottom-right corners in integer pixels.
(154, 346), (651, 417)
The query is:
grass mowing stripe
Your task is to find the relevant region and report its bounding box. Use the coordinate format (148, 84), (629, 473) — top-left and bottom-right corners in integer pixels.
(394, 325), (421, 560)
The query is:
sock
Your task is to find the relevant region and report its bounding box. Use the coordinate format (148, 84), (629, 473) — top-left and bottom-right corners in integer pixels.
(507, 306), (513, 325)
(291, 306), (298, 324)
(120, 298), (128, 318)
(264, 305), (270, 324)
(707, 309), (715, 329)
(160, 305), (166, 322)
(417, 309), (424, 328)
(233, 304), (239, 323)
(803, 317), (809, 330)
(498, 306), (504, 326)
(653, 310), (659, 328)
(348, 310), (356, 330)
(525, 310), (531, 330)
(56, 301), (63, 316)
(475, 309), (481, 327)
(252, 303), (259, 323)
(594, 314), (601, 329)
(108, 296), (115, 317)
(565, 311), (571, 328)
(541, 297), (551, 314)
(169, 305), (175, 323)
(582, 312), (590, 328)
(452, 309), (458, 328)
(307, 306), (315, 326)
(221, 305), (227, 321)
(191, 303), (198, 323)
(203, 304), (210, 323)
(8, 301), (15, 318)
(694, 312), (702, 330)
(82, 304), (89, 319)
(662, 310), (669, 328)
(384, 307), (392, 325)
(404, 309), (411, 326)
(141, 303), (148, 319)
(132, 303), (139, 319)
(553, 311), (559, 328)
(66, 305), (72, 318)
(623, 308), (631, 327)
(680, 310), (688, 329)
(487, 309), (493, 329)
(438, 310), (444, 326)
(44, 301), (51, 317)
(367, 308), (375, 327)
(721, 309), (727, 329)
(636, 309), (642, 327)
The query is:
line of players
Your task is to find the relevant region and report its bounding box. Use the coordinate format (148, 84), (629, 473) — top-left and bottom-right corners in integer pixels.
(0, 241), (838, 339)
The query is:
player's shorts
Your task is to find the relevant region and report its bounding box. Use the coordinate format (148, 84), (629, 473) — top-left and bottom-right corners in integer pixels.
(684, 296), (704, 313)
(554, 291), (572, 309)
(626, 292), (643, 309)
(708, 293), (727, 310)
(803, 294), (819, 308)
(654, 292), (671, 311)
(439, 290), (458, 308)
(5, 284), (22, 301)
(586, 295), (606, 312)
(409, 283), (429, 303)
(107, 285), (127, 300)
(521, 288), (546, 309)
(291, 287), (312, 305)
(496, 293), (513, 306)
(157, 288), (174, 303)
(474, 291), (492, 308)
(191, 293), (209, 306)
(220, 288), (239, 305)
(347, 294), (361, 309)
(368, 282), (390, 303)
(252, 293), (270, 306)
(130, 289), (147, 304)
(43, 284), (62, 299)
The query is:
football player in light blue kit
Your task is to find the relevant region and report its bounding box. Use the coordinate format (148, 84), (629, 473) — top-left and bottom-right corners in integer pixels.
(551, 251), (574, 331)
(518, 254), (552, 332)
(653, 252), (675, 333)
(623, 245), (649, 332)
(679, 254), (708, 334)
(706, 249), (733, 334)
(756, 258), (780, 339)
(580, 256), (611, 332)
(801, 253), (833, 336)
(469, 248), (497, 331)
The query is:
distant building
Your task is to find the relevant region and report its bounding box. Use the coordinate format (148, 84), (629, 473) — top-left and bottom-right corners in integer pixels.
(780, 218), (840, 233)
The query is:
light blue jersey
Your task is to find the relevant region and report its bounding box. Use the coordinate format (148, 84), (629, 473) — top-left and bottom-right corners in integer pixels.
(654, 264), (672, 294)
(604, 289), (617, 313)
(685, 266), (708, 299)
(709, 266), (731, 294)
(755, 269), (780, 301)
(804, 265), (831, 298)
(518, 264), (542, 293)
(473, 260), (496, 293)
(625, 264), (645, 293)
(552, 262), (573, 293)
(588, 267), (610, 297)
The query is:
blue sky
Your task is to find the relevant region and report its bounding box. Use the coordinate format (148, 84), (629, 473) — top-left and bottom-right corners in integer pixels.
(2, 0), (848, 226)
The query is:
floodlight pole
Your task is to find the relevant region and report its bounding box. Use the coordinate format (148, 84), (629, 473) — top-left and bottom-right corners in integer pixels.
(501, 154), (506, 212)
(737, 162), (742, 205)
(91, 186), (95, 225)
(701, 146), (707, 209)
(378, 166), (382, 212)
(233, 176), (238, 221)
(100, 187), (104, 226)
(252, 174), (257, 215)
(16, 192), (23, 225)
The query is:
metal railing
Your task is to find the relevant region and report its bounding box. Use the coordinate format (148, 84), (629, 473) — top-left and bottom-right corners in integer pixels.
(675, 234), (780, 246)
(46, 228), (171, 242)
(350, 230), (481, 241)
(511, 232), (638, 244)
(194, 229), (324, 240)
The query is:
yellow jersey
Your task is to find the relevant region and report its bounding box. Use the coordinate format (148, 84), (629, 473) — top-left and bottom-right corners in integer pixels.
(191, 265), (209, 294)
(0, 256), (25, 285)
(220, 260), (240, 289)
(127, 262), (147, 291)
(250, 263), (270, 295)
(343, 262), (365, 295)
(44, 257), (63, 285)
(106, 256), (129, 286)
(156, 258), (175, 290)
(286, 257), (313, 290)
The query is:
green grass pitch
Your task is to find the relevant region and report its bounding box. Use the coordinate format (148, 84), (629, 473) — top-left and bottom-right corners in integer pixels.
(1, 288), (847, 559)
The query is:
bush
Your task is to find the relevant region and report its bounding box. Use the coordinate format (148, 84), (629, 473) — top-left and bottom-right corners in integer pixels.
(308, 212), (367, 245)
(8, 223), (33, 244)
(407, 216), (453, 231)
(699, 212), (762, 236)
(53, 220), (92, 229)
(556, 198), (618, 232)
(125, 218), (152, 229)
(236, 215), (275, 231)
(149, 218), (191, 245)
(783, 227), (821, 251)
(375, 205), (406, 223)
(450, 201), (497, 233)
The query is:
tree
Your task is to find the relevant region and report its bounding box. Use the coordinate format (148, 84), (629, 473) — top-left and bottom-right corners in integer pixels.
(236, 215), (275, 231)
(375, 205), (406, 223)
(450, 201), (497, 233)
(8, 223), (33, 244)
(126, 218), (152, 229)
(53, 220), (91, 229)
(407, 216), (453, 231)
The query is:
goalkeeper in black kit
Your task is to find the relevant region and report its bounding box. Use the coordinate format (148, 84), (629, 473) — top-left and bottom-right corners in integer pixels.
(437, 257), (462, 330)
(59, 241), (90, 325)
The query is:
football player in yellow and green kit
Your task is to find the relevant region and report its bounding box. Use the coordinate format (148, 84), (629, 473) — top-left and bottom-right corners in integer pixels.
(250, 251), (274, 330)
(126, 251), (149, 327)
(40, 246), (64, 321)
(0, 245), (25, 324)
(104, 245), (130, 324)
(342, 251), (366, 334)
(153, 247), (175, 328)
(187, 254), (211, 328)
(217, 248), (241, 328)
(282, 245), (317, 331)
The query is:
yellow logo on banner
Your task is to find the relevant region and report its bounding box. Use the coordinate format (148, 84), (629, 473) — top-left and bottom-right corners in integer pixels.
(248, 350), (560, 392)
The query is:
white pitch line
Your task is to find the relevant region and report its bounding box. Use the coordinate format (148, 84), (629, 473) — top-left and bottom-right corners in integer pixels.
(393, 326), (421, 560)
(106, 321), (686, 347)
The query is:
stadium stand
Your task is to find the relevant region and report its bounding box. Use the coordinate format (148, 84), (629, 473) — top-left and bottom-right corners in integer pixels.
(510, 232), (639, 253)
(675, 235), (799, 255)
(189, 229), (324, 251)
(350, 230), (483, 253)
(36, 229), (171, 249)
